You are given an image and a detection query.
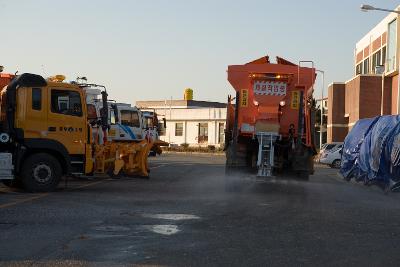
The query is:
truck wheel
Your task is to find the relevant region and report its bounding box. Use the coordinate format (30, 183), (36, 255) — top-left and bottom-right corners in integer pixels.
(20, 153), (62, 192)
(331, 159), (341, 169)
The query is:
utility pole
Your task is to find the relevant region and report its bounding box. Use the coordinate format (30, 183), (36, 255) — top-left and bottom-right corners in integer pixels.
(316, 70), (325, 149)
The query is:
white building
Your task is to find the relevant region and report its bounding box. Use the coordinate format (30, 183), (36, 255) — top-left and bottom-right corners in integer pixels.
(136, 100), (227, 147)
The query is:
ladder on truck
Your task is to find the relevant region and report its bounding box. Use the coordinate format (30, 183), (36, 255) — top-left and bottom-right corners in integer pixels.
(256, 132), (280, 177)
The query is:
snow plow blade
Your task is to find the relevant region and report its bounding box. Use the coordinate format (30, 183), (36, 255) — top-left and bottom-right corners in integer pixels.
(94, 140), (154, 177)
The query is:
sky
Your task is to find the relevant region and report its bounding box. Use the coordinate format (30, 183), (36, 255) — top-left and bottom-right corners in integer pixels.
(0, 0), (397, 103)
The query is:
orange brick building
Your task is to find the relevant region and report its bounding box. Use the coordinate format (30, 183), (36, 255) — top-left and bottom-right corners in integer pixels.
(328, 8), (400, 142)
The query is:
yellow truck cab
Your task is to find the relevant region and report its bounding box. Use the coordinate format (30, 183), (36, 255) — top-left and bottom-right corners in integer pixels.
(0, 73), (93, 192)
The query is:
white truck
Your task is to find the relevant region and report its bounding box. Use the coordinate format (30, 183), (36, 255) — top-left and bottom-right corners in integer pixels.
(83, 85), (167, 153)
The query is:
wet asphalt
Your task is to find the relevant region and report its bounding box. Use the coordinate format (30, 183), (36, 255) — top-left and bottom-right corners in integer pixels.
(1, 153), (400, 266)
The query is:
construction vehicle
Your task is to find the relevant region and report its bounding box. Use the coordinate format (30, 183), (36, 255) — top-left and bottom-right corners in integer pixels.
(225, 56), (317, 183)
(142, 110), (168, 155)
(84, 85), (145, 142)
(0, 73), (152, 192)
(84, 85), (168, 154)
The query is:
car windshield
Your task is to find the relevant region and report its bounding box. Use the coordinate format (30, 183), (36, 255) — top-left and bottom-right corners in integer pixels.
(324, 144), (336, 150)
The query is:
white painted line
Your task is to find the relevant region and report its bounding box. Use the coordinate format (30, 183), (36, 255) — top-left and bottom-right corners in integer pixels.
(142, 213), (200, 221)
(145, 225), (180, 235)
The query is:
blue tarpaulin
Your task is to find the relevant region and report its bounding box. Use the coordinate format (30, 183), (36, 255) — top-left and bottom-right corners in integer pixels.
(340, 115), (400, 187)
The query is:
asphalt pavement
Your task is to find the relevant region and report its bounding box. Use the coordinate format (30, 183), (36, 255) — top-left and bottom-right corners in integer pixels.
(1, 154), (400, 266)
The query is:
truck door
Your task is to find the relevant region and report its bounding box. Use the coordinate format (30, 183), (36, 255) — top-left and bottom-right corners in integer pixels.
(47, 88), (87, 155)
(16, 87), (48, 139)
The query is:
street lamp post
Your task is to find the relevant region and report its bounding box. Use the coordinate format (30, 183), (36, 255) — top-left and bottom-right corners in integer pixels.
(316, 70), (325, 149)
(361, 4), (400, 14)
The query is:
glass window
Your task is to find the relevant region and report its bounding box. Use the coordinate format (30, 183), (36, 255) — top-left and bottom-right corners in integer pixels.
(32, 88), (41, 110)
(387, 19), (397, 72)
(132, 111), (140, 127)
(109, 109), (116, 124)
(121, 110), (140, 128)
(218, 122), (225, 144)
(175, 123), (183, 136)
(51, 90), (82, 117)
(158, 122), (166, 136)
(356, 63), (362, 75)
(143, 115), (153, 129)
(325, 144), (336, 150)
(363, 58), (369, 74)
(146, 117), (154, 128)
(198, 123), (208, 143)
(382, 46), (386, 68)
(87, 104), (97, 120)
(372, 50), (382, 72)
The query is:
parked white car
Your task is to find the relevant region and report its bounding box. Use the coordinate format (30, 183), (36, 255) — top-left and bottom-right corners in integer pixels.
(318, 142), (343, 168)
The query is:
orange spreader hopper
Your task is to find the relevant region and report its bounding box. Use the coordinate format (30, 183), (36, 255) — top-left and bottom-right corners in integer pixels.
(225, 56), (317, 179)
(227, 56), (316, 138)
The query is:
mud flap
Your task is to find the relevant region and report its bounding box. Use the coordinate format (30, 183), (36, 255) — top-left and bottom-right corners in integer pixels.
(291, 145), (314, 174)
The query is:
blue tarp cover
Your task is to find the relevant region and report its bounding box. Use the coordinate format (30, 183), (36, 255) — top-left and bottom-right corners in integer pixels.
(341, 115), (400, 184)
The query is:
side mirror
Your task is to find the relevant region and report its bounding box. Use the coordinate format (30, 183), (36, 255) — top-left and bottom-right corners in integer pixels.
(163, 118), (167, 128)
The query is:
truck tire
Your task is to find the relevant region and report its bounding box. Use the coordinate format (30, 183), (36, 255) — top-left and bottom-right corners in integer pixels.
(331, 159), (341, 169)
(20, 153), (62, 192)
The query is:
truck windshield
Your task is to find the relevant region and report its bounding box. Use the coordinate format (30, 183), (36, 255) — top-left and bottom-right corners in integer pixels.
(121, 110), (140, 128)
(146, 117), (153, 128)
(51, 90), (82, 117)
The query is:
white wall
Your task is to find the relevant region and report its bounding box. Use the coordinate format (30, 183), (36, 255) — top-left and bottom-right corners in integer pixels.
(155, 107), (226, 147)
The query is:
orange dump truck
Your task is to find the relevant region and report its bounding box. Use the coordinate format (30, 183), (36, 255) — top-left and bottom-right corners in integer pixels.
(225, 56), (317, 180)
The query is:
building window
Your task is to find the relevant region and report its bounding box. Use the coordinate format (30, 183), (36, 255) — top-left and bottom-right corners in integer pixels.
(372, 49), (382, 72)
(363, 58), (370, 74)
(32, 88), (41, 110)
(356, 63), (362, 75)
(158, 121), (166, 136)
(218, 123), (225, 144)
(51, 90), (82, 117)
(387, 19), (397, 72)
(175, 122), (183, 136)
(121, 110), (140, 128)
(198, 123), (208, 143)
(382, 46), (386, 67)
